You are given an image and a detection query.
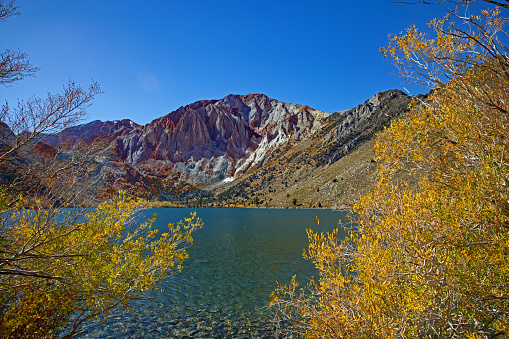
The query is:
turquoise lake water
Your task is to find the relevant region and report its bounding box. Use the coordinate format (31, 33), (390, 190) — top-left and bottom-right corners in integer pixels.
(79, 208), (350, 338)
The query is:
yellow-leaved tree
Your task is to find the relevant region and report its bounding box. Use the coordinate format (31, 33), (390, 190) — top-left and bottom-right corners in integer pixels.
(0, 1), (202, 338)
(271, 1), (509, 338)
(0, 193), (202, 338)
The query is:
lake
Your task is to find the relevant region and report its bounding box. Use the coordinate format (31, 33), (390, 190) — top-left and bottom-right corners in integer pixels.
(79, 208), (349, 338)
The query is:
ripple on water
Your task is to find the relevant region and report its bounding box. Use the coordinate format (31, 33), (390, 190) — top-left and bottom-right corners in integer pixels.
(77, 208), (349, 338)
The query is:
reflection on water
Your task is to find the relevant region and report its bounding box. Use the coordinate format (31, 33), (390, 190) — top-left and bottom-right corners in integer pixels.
(78, 208), (349, 338)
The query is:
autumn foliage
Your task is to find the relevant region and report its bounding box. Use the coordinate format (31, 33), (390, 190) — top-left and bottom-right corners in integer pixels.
(0, 1), (203, 337)
(0, 193), (202, 337)
(271, 1), (509, 338)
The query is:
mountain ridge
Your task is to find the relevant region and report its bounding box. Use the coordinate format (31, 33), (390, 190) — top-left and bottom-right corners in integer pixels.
(211, 89), (412, 208)
(111, 93), (329, 184)
(33, 90), (412, 203)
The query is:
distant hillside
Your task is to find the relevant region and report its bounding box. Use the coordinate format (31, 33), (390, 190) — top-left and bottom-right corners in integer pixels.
(210, 89), (412, 209)
(43, 119), (140, 147)
(20, 90), (413, 205)
(113, 94), (329, 184)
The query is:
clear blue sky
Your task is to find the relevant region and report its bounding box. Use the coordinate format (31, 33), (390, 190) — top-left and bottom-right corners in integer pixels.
(0, 0), (446, 125)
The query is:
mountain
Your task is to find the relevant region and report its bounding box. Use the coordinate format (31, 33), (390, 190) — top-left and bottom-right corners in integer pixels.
(32, 90), (412, 204)
(211, 89), (412, 208)
(0, 121), (15, 151)
(113, 94), (328, 185)
(43, 119), (140, 147)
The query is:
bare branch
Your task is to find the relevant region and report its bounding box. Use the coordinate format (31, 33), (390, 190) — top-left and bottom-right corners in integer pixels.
(393, 0), (509, 9)
(481, 0), (509, 10)
(0, 0), (19, 21)
(0, 268), (66, 280)
(0, 49), (38, 86)
(0, 80), (102, 167)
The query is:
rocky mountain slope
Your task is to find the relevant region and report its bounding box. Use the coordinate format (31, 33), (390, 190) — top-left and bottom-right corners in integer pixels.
(44, 119), (140, 147)
(210, 89), (412, 208)
(113, 94), (328, 184)
(22, 90), (412, 204)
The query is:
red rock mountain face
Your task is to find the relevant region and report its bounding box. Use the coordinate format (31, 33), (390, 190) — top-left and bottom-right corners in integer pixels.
(113, 94), (328, 184)
(37, 94), (328, 198)
(18, 90), (410, 200)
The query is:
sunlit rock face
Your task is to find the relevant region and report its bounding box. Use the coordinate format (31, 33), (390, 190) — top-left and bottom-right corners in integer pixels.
(312, 89), (412, 166)
(114, 94), (329, 184)
(11, 90), (412, 200)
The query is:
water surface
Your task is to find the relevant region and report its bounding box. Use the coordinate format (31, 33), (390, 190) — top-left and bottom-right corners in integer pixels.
(79, 208), (349, 338)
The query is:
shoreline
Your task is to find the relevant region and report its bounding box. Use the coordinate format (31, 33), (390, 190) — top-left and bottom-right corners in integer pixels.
(149, 204), (353, 213)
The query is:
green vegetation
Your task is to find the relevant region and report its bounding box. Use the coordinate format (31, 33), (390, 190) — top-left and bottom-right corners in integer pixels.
(271, 1), (509, 337)
(150, 200), (180, 208)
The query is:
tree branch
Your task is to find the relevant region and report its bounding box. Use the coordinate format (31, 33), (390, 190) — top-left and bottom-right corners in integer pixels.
(0, 268), (66, 280)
